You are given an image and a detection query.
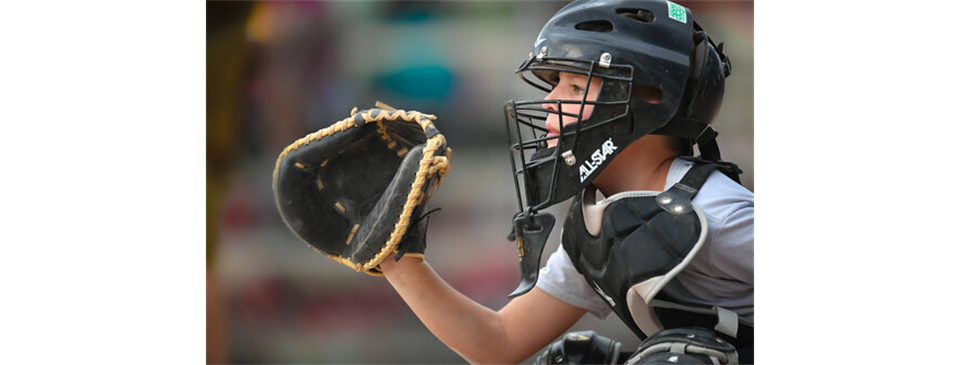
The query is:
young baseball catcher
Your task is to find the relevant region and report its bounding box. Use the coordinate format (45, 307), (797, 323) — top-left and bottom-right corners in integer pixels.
(273, 1), (753, 363)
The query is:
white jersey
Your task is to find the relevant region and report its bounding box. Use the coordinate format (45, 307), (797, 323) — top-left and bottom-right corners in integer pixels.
(535, 157), (754, 320)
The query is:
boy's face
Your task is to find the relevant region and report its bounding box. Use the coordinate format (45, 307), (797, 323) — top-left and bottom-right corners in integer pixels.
(542, 71), (603, 148)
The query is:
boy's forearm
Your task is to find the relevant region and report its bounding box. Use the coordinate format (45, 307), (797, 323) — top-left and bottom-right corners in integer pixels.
(382, 257), (519, 364)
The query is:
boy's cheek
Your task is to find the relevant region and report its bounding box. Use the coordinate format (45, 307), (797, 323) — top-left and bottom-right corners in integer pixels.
(566, 106), (595, 123)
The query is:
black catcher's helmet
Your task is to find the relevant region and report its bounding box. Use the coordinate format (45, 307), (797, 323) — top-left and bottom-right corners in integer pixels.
(504, 0), (733, 217)
(503, 0), (734, 297)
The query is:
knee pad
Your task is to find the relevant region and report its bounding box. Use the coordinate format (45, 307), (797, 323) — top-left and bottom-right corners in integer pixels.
(535, 331), (623, 365)
(624, 327), (739, 365)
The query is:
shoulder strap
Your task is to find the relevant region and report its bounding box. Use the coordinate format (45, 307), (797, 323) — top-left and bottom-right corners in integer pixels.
(678, 156), (743, 185)
(674, 162), (719, 198)
(656, 162), (718, 214)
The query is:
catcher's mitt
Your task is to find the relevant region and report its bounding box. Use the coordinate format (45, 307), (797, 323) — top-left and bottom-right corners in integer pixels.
(272, 102), (450, 276)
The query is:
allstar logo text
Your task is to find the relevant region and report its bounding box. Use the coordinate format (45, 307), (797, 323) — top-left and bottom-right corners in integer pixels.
(579, 139), (617, 182)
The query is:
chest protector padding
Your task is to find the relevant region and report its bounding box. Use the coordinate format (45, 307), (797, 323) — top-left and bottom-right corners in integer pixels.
(563, 163), (719, 340)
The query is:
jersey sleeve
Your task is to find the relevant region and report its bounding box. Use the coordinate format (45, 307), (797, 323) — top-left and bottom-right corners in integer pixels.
(709, 203), (754, 285)
(536, 243), (612, 319)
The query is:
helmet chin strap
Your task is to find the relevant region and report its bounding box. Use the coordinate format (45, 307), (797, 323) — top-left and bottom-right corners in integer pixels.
(689, 126), (743, 184)
(693, 124), (721, 161)
(651, 116), (742, 184)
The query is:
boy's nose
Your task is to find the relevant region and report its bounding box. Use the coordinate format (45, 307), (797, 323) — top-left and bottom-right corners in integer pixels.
(542, 90), (562, 111)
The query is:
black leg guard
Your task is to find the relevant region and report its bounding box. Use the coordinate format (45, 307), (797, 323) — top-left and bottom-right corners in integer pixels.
(624, 327), (740, 365)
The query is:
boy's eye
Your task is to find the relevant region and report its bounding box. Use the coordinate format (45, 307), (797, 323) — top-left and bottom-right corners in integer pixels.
(572, 84), (585, 94)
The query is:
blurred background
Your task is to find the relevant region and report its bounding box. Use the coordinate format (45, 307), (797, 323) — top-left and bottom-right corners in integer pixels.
(207, 1), (753, 363)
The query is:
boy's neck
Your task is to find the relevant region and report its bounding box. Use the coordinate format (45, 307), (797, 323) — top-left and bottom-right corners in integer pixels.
(591, 135), (679, 195)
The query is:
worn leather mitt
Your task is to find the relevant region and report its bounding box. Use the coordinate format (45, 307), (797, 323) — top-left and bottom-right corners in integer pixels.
(272, 102), (450, 276)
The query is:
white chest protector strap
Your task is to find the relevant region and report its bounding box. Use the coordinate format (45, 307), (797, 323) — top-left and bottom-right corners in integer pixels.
(647, 300), (753, 338)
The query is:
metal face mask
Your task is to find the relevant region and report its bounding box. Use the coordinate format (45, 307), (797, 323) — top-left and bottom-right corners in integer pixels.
(504, 54), (634, 218)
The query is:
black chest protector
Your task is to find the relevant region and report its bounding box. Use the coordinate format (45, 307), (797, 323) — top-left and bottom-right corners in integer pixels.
(562, 162), (728, 340)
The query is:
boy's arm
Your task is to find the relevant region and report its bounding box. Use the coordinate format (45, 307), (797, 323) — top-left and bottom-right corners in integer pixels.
(380, 255), (586, 364)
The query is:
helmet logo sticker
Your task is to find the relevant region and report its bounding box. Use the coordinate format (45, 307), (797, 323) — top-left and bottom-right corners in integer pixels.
(579, 138), (618, 183)
(666, 1), (687, 24)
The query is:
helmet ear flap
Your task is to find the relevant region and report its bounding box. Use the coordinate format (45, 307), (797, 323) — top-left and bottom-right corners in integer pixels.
(679, 30), (709, 118)
(691, 31), (709, 84)
(671, 25), (728, 158)
(678, 25), (727, 124)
